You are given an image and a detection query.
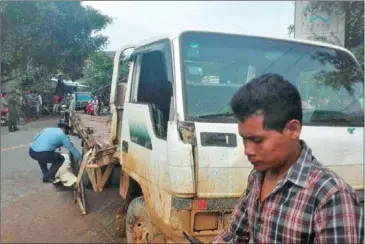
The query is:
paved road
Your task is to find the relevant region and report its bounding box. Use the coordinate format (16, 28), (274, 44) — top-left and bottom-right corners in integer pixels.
(1, 118), (125, 243)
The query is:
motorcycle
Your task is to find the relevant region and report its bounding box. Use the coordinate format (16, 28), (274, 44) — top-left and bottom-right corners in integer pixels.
(1, 107), (8, 126)
(59, 104), (70, 124)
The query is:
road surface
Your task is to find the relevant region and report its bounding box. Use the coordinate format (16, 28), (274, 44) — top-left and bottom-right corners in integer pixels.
(1, 118), (125, 243)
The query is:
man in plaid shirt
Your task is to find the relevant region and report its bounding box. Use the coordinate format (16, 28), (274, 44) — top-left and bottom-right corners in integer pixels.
(213, 73), (363, 243)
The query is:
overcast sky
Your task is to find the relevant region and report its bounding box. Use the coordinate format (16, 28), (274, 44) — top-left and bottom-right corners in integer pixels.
(84, 1), (295, 51)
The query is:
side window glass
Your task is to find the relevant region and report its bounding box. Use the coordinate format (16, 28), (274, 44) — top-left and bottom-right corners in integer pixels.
(136, 51), (173, 140)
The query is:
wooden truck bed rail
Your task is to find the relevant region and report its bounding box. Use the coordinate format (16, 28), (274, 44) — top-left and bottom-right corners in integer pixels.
(70, 112), (119, 195)
(70, 113), (112, 150)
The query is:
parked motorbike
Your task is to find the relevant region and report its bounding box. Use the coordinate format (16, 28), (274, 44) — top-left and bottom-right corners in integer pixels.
(59, 104), (70, 124)
(1, 107), (8, 126)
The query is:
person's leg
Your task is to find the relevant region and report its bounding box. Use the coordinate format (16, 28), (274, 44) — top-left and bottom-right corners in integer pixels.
(43, 152), (64, 181)
(8, 111), (17, 131)
(36, 104), (40, 118)
(8, 113), (13, 131)
(55, 104), (59, 114)
(29, 148), (49, 181)
(38, 161), (49, 180)
(32, 106), (37, 119)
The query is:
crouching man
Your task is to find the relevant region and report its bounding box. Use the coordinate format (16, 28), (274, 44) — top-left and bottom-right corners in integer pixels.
(29, 122), (82, 184)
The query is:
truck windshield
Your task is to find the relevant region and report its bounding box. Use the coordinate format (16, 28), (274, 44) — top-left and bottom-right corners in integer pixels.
(180, 32), (364, 126)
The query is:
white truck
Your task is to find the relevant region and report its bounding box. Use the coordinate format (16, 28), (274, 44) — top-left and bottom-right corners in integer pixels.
(69, 29), (364, 243)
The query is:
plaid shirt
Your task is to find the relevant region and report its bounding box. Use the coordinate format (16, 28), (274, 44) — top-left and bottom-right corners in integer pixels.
(213, 140), (364, 243)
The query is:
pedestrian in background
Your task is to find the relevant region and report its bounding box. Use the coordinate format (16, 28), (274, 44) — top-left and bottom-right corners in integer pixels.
(92, 96), (98, 115)
(15, 92), (22, 123)
(97, 95), (102, 115)
(53, 95), (60, 115)
(36, 93), (43, 118)
(29, 91), (38, 119)
(6, 90), (21, 132)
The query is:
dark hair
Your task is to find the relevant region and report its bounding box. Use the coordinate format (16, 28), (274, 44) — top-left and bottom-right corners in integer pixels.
(57, 122), (71, 133)
(230, 73), (302, 132)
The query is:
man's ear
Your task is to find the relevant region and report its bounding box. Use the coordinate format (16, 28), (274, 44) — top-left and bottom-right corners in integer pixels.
(283, 119), (301, 139)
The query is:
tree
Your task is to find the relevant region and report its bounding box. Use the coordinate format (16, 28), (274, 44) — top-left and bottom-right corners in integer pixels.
(1, 1), (112, 91)
(83, 52), (129, 91)
(288, 1), (364, 64)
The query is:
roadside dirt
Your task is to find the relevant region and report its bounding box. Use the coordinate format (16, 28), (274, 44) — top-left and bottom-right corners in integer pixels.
(1, 185), (126, 243)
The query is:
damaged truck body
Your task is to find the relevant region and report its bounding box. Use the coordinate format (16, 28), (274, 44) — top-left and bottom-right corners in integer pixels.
(69, 30), (364, 243)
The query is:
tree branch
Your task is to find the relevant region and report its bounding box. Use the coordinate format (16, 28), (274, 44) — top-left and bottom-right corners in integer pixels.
(1, 75), (21, 84)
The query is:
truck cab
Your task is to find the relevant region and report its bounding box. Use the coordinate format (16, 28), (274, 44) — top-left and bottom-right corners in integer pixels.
(108, 30), (364, 243)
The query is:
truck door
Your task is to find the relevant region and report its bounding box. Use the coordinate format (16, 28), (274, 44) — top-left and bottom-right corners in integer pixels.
(120, 40), (175, 222)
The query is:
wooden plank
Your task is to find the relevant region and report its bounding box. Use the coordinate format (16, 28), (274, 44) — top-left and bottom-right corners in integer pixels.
(76, 149), (92, 185)
(96, 168), (103, 192)
(76, 197), (87, 215)
(86, 164), (100, 169)
(119, 171), (130, 199)
(98, 164), (114, 191)
(86, 168), (98, 192)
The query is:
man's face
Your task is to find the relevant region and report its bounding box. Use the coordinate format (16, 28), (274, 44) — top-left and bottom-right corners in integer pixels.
(238, 115), (301, 171)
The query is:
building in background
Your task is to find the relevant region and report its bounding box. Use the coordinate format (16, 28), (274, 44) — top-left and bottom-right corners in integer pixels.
(0, 79), (16, 93)
(294, 1), (346, 47)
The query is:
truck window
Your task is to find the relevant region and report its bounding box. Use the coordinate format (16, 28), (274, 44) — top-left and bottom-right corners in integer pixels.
(135, 50), (173, 139)
(180, 32), (364, 126)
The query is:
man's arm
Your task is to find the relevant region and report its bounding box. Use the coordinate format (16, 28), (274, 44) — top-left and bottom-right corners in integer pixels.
(60, 134), (82, 161)
(313, 189), (364, 244)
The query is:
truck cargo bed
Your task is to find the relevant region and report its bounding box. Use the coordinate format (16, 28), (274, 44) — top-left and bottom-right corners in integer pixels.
(71, 112), (112, 150)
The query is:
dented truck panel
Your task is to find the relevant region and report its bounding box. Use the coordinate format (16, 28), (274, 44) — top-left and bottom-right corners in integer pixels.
(167, 121), (196, 196)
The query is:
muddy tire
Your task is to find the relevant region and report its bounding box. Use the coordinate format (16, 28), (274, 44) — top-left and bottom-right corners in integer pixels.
(126, 197), (164, 243)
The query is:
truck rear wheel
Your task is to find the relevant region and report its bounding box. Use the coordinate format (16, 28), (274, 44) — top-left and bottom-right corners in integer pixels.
(126, 197), (164, 243)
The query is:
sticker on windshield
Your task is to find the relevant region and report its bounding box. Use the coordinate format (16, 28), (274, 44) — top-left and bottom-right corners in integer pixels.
(189, 41), (199, 48)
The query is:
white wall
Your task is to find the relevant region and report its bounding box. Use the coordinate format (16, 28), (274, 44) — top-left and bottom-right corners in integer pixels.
(0, 80), (16, 93)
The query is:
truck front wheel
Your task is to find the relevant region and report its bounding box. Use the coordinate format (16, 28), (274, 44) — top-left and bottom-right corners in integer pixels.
(126, 197), (164, 243)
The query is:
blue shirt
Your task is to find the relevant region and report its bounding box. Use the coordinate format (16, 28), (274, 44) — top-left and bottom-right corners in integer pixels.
(30, 127), (82, 161)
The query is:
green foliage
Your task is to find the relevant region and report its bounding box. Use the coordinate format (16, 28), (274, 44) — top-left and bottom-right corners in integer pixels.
(83, 52), (129, 91)
(354, 45), (364, 70)
(287, 24), (295, 37)
(1, 1), (112, 89)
